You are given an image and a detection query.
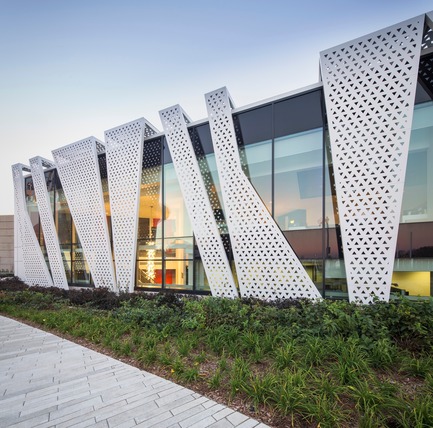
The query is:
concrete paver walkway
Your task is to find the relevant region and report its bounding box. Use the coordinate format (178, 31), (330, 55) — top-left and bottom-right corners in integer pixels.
(0, 315), (268, 428)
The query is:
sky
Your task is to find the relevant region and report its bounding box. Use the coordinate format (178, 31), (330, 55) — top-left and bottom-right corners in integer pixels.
(0, 0), (432, 215)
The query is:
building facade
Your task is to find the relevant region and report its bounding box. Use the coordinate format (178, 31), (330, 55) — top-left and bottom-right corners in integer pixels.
(0, 215), (14, 274)
(13, 12), (433, 303)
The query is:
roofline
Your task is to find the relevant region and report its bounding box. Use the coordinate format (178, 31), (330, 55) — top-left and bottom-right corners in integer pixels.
(143, 82), (324, 141)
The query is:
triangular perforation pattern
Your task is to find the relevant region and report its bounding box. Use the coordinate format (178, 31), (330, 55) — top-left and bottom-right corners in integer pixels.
(52, 138), (116, 290)
(105, 119), (147, 293)
(11, 164), (53, 287)
(159, 105), (238, 298)
(320, 16), (424, 303)
(205, 88), (321, 301)
(29, 156), (69, 289)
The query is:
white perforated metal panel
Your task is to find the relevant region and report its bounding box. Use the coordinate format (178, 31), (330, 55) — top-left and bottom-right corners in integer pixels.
(320, 16), (424, 303)
(12, 163), (53, 287)
(29, 156), (69, 289)
(205, 88), (321, 300)
(52, 138), (116, 290)
(105, 118), (158, 293)
(159, 105), (238, 298)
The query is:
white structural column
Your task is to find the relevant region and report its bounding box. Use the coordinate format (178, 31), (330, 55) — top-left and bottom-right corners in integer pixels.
(159, 105), (239, 298)
(52, 138), (116, 290)
(11, 163), (53, 287)
(29, 157), (69, 289)
(320, 16), (424, 303)
(105, 118), (158, 293)
(205, 88), (321, 300)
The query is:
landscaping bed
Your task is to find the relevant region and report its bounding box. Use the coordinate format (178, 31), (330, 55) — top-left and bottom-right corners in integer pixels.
(1, 279), (433, 427)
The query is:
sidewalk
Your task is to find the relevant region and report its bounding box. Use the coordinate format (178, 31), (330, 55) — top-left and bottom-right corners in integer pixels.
(0, 315), (268, 428)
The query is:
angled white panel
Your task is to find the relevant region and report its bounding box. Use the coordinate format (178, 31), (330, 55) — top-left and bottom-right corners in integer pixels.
(105, 118), (158, 293)
(320, 16), (424, 303)
(205, 88), (321, 300)
(159, 105), (238, 298)
(52, 138), (116, 290)
(11, 163), (53, 287)
(29, 156), (69, 289)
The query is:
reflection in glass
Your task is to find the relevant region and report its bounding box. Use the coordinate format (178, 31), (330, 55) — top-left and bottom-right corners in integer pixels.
(164, 163), (192, 238)
(401, 102), (433, 223)
(25, 176), (50, 272)
(274, 128), (326, 230)
(164, 260), (193, 290)
(136, 259), (163, 287)
(239, 140), (272, 212)
(191, 127), (228, 234)
(71, 244), (91, 285)
(53, 171), (91, 285)
(60, 245), (72, 282)
(194, 259), (210, 292)
(136, 139), (163, 289)
(164, 237), (193, 259)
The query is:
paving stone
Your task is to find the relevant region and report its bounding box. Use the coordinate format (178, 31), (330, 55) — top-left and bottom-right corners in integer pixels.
(236, 419), (260, 428)
(170, 396), (209, 416)
(6, 414), (50, 428)
(212, 408), (235, 421)
(226, 412), (249, 426)
(179, 404), (225, 428)
(187, 416), (220, 428)
(207, 419), (235, 428)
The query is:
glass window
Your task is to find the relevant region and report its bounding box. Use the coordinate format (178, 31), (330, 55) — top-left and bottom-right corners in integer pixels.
(98, 155), (111, 239)
(25, 177), (40, 238)
(136, 138), (164, 289)
(234, 106), (273, 211)
(191, 127), (228, 233)
(164, 163), (192, 238)
(190, 123), (214, 156)
(136, 259), (163, 288)
(274, 128), (324, 230)
(194, 259), (210, 292)
(239, 141), (272, 212)
(274, 91), (323, 138)
(401, 102), (433, 223)
(71, 244), (91, 285)
(164, 237), (193, 259)
(60, 244), (72, 283)
(164, 260), (193, 290)
(234, 105), (273, 146)
(55, 182), (72, 244)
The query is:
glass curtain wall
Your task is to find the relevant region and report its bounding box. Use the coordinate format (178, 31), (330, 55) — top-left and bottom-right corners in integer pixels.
(24, 176), (49, 271)
(136, 138), (164, 288)
(233, 91), (326, 294)
(190, 124), (223, 292)
(135, 131), (216, 293)
(24, 89), (431, 298)
(393, 100), (433, 297)
(51, 169), (91, 285)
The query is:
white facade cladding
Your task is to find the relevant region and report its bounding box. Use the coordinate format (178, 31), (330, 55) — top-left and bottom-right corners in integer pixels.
(160, 105), (238, 298)
(52, 138), (116, 290)
(105, 119), (158, 293)
(12, 164), (53, 287)
(205, 88), (321, 300)
(29, 157), (69, 289)
(320, 16), (425, 303)
(12, 11), (433, 302)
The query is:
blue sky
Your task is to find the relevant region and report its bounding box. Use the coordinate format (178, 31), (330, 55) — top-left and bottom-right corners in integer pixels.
(0, 0), (432, 214)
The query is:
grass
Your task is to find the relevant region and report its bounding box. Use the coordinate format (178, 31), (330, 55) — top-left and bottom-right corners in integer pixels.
(1, 282), (433, 427)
